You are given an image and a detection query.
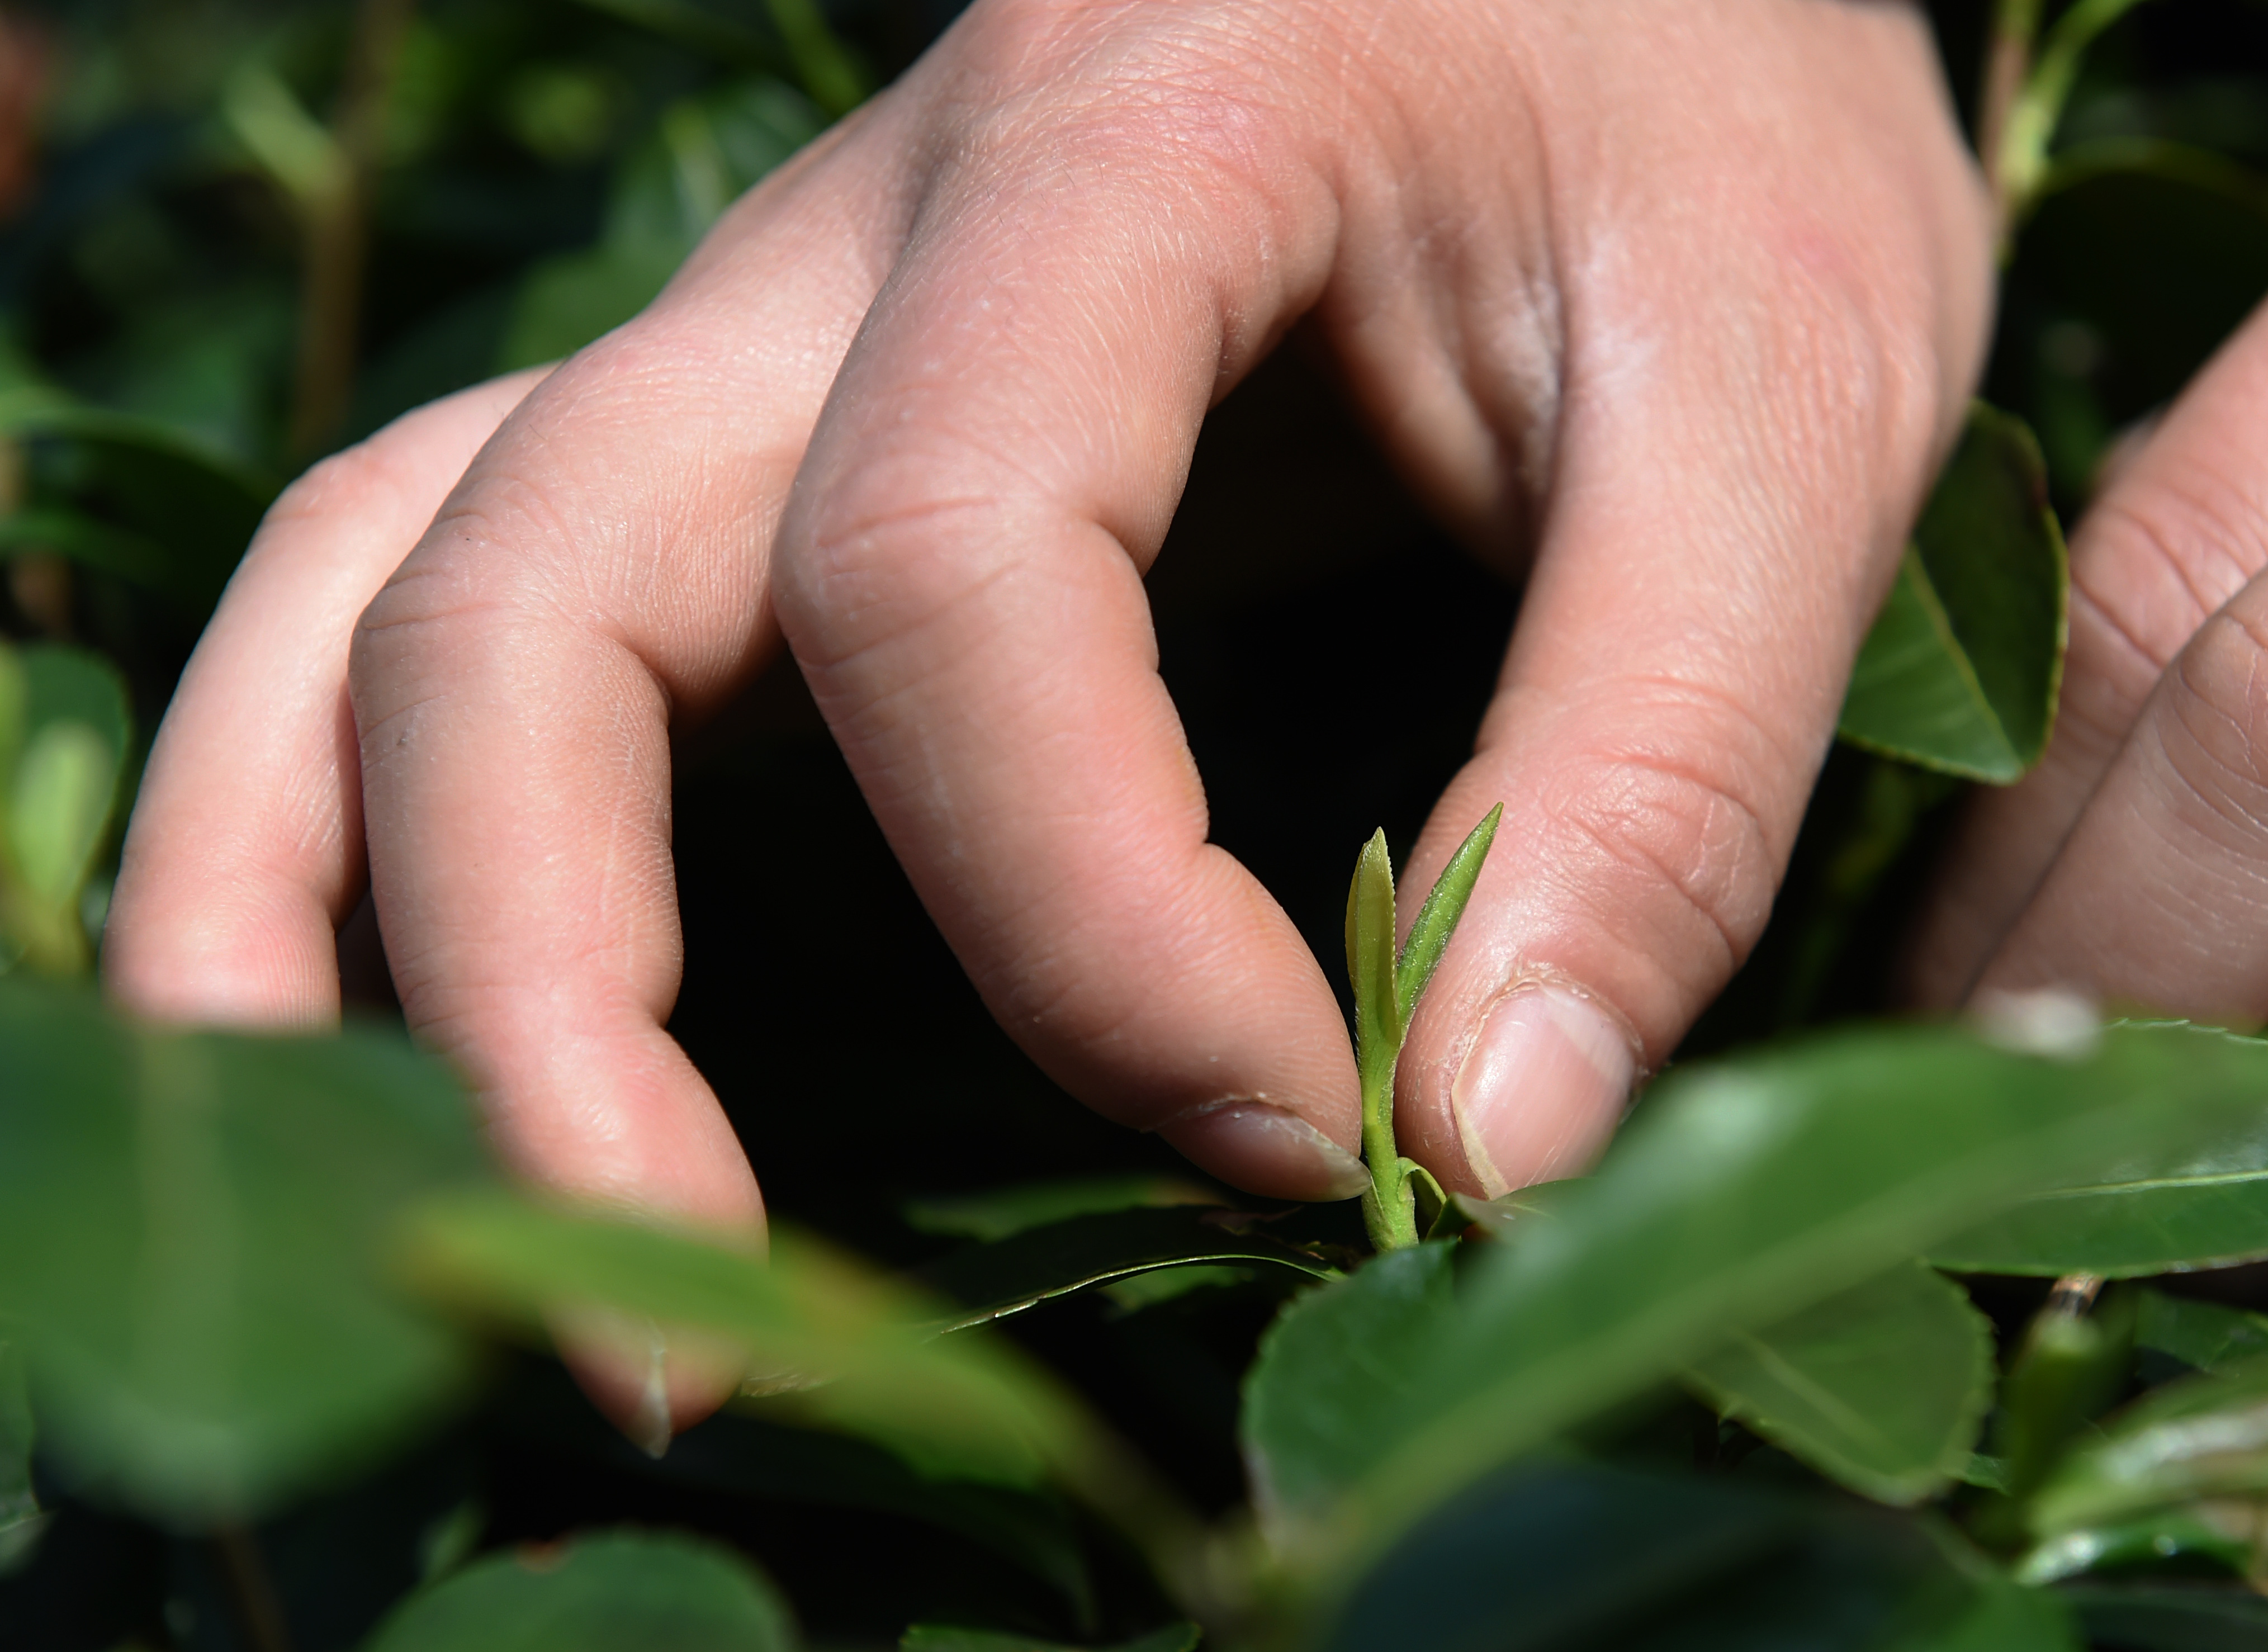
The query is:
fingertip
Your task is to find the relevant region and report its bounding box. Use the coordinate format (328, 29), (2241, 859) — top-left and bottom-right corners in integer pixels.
(1154, 1099), (1369, 1203)
(1426, 978), (1635, 1197)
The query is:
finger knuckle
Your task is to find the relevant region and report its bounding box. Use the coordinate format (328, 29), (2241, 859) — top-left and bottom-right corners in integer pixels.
(2162, 604), (2268, 839)
(1536, 689), (1788, 979)
(2077, 471), (2268, 670)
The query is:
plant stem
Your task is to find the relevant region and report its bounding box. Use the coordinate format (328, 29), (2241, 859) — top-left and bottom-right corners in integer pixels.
(1987, 0), (2162, 245)
(1979, 0), (2040, 244)
(1360, 1048), (1416, 1252)
(286, 0), (416, 458)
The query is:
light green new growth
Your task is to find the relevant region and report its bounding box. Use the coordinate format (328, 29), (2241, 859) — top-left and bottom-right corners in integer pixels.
(1345, 806), (1503, 1252)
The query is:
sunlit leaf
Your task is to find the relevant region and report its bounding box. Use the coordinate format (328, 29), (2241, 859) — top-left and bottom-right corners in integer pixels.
(1930, 1111), (2268, 1277)
(1315, 1462), (2077, 1652)
(0, 988), (488, 1523)
(912, 1206), (1334, 1333)
(1685, 1261), (1994, 1507)
(0, 645), (132, 974)
(1328, 1021), (2268, 1568)
(903, 1176), (1220, 1244)
(1242, 1243), (1455, 1541)
(1839, 404), (2067, 783)
(363, 1529), (797, 1651)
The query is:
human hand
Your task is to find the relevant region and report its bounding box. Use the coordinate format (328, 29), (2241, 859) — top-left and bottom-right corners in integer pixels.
(1906, 297), (2268, 1026)
(105, 0), (1990, 1274)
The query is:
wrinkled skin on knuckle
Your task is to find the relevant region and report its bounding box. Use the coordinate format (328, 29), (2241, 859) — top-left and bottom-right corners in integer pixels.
(2159, 605), (2268, 856)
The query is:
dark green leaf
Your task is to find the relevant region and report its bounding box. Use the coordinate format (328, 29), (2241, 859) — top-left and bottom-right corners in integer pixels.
(2026, 1355), (2268, 1538)
(1685, 1261), (1994, 1506)
(1334, 1021), (2268, 1565)
(911, 1205), (1335, 1334)
(0, 987), (487, 1523)
(0, 1337), (38, 1573)
(899, 1627), (1197, 1652)
(1242, 1243), (1455, 1535)
(1316, 1462), (2076, 1652)
(1930, 1116), (2268, 1276)
(1344, 828), (1398, 1068)
(1838, 404), (2067, 783)
(903, 1176), (1220, 1243)
(2137, 1290), (2268, 1376)
(403, 1191), (1082, 1487)
(1394, 804), (1501, 1029)
(364, 1528), (797, 1651)
(2059, 1583), (2268, 1651)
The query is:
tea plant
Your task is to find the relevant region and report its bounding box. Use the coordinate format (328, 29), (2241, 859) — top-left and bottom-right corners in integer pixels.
(6, 1), (2268, 1649)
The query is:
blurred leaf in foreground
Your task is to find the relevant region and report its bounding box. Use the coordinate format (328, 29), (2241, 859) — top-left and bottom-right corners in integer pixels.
(0, 988), (489, 1524)
(1241, 1243), (1455, 1544)
(401, 1191), (1078, 1489)
(363, 1528), (797, 1651)
(1329, 1020), (2268, 1571)
(1685, 1260), (1995, 1507)
(1931, 1100), (2268, 1277)
(1839, 403), (2067, 783)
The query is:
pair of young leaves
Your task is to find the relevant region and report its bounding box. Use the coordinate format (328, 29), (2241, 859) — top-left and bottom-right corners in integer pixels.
(1343, 805), (1503, 1252)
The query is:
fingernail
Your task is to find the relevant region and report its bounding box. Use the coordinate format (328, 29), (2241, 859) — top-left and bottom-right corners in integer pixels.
(1155, 1100), (1370, 1202)
(1451, 983), (1635, 1197)
(627, 1320), (673, 1461)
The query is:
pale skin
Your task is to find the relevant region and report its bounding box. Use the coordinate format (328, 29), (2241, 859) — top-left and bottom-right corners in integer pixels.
(132, 0), (2268, 1429)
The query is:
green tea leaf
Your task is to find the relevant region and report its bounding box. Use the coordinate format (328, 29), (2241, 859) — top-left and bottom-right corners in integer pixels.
(0, 1337), (37, 1574)
(1242, 1243), (1456, 1538)
(2026, 1356), (2268, 1538)
(911, 1207), (1334, 1332)
(1685, 1261), (1994, 1507)
(1839, 403), (2067, 783)
(1344, 828), (1398, 1067)
(2059, 1583), (2268, 1650)
(402, 1191), (1081, 1488)
(1315, 1462), (2077, 1652)
(1930, 1117), (2268, 1277)
(0, 987), (487, 1523)
(903, 1176), (1220, 1244)
(900, 1627), (1197, 1652)
(364, 1529), (797, 1651)
(1993, 1287), (2138, 1518)
(2137, 1290), (2268, 1376)
(1394, 804), (1501, 1029)
(1335, 1021), (2268, 1564)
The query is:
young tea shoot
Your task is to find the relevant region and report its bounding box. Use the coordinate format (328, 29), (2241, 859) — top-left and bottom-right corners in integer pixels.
(1346, 805), (1504, 1252)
